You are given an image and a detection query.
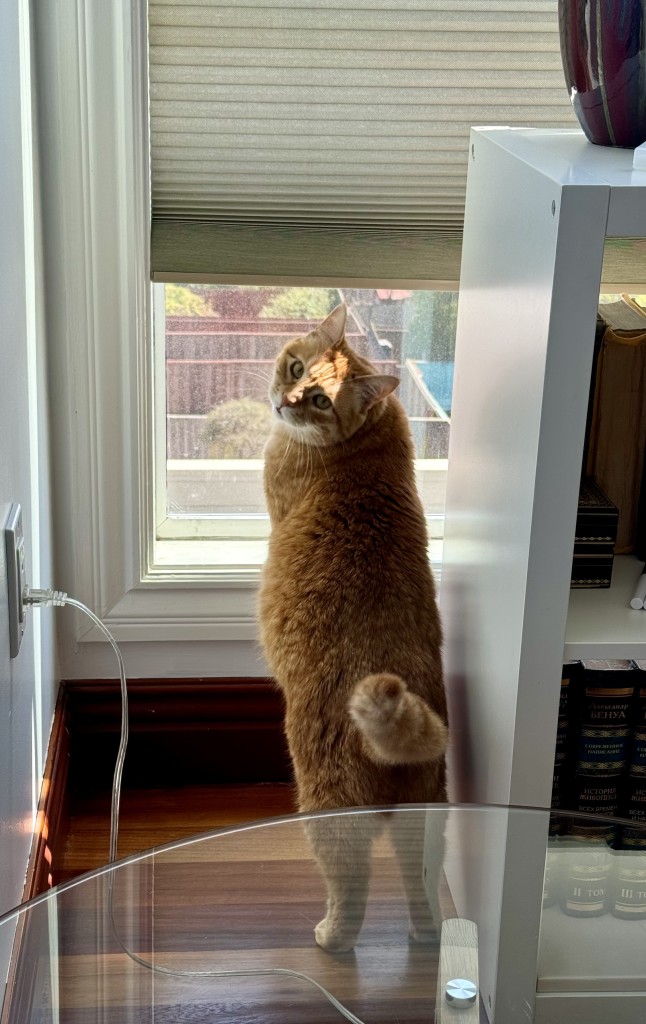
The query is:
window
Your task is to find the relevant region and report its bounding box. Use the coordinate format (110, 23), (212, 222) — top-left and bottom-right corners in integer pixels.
(37, 0), (646, 673)
(145, 0), (578, 581)
(154, 284), (458, 571)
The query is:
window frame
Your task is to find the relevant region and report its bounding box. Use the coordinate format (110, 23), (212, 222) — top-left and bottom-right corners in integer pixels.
(153, 281), (452, 568)
(39, 0), (457, 676)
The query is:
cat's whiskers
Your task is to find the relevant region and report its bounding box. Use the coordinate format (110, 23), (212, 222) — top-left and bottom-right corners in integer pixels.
(312, 430), (331, 483)
(239, 369), (273, 385)
(315, 446), (330, 484)
(294, 439), (304, 480)
(306, 441), (316, 490)
(301, 443), (312, 487)
(274, 435), (293, 478)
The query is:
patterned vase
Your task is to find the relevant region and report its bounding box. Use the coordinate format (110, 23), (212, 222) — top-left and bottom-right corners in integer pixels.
(558, 0), (646, 148)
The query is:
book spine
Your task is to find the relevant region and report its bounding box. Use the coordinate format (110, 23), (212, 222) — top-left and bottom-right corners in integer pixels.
(625, 684), (646, 822)
(612, 683), (646, 919)
(559, 839), (612, 917)
(566, 661), (636, 843)
(550, 661), (580, 836)
(581, 315), (606, 476)
(610, 850), (646, 919)
(586, 326), (646, 553)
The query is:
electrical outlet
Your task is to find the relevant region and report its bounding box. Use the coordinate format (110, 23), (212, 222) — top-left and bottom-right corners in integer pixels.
(5, 503), (27, 658)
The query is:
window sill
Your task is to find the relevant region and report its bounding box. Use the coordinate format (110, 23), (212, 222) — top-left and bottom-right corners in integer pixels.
(152, 538), (268, 581)
(153, 538), (444, 573)
(80, 540), (444, 645)
(145, 537), (443, 596)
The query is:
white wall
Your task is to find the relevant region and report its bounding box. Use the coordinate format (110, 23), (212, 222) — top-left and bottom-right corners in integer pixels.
(0, 0), (58, 987)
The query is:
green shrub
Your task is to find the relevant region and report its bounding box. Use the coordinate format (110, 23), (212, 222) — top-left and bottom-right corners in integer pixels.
(165, 284), (213, 316)
(203, 398), (272, 459)
(260, 287), (338, 320)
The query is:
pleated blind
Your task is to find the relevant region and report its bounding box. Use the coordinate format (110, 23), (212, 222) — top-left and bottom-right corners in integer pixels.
(148, 0), (578, 283)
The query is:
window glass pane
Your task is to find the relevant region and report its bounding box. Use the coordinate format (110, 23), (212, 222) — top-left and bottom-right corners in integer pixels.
(161, 285), (457, 533)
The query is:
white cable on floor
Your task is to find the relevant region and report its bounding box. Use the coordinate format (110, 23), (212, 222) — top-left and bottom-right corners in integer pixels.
(24, 588), (368, 1024)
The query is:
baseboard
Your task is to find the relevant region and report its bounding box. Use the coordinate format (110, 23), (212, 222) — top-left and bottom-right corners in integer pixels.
(0, 910), (46, 1024)
(64, 676), (291, 792)
(24, 685), (71, 901)
(1, 687), (71, 1024)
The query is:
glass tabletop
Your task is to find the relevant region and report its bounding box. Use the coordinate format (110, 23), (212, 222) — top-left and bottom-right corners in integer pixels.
(0, 804), (644, 1024)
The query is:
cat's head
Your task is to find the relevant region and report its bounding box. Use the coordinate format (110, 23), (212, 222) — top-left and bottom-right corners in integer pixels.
(269, 303), (399, 445)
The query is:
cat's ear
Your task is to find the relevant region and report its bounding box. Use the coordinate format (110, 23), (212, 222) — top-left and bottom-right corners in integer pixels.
(316, 302), (347, 347)
(355, 374), (399, 411)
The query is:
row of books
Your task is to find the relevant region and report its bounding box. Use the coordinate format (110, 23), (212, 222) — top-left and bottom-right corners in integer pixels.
(548, 659), (646, 917)
(544, 840), (646, 919)
(551, 659), (646, 842)
(580, 295), (646, 579)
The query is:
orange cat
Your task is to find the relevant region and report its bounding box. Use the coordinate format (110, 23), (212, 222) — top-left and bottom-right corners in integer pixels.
(259, 302), (448, 951)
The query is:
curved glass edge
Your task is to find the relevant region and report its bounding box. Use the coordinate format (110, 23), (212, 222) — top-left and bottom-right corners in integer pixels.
(1, 801), (642, 929)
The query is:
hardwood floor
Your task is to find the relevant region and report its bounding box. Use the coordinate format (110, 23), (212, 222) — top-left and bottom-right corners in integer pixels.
(57, 782), (297, 883)
(41, 786), (449, 1023)
(4, 687), (464, 1024)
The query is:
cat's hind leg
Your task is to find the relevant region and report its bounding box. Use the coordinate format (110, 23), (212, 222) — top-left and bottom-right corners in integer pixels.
(304, 813), (380, 953)
(389, 809), (446, 943)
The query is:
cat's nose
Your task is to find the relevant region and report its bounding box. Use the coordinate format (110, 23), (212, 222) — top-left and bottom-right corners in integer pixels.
(278, 394), (293, 409)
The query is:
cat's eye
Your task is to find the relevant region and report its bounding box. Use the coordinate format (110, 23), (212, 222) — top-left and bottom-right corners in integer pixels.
(313, 394), (332, 410)
(291, 360), (304, 379)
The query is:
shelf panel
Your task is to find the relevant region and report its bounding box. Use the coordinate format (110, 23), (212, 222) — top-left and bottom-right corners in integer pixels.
(480, 129), (646, 237)
(538, 903), (646, 993)
(565, 555), (646, 660)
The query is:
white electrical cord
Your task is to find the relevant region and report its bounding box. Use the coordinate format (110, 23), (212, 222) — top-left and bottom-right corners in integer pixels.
(24, 587), (368, 1024)
(24, 589), (128, 863)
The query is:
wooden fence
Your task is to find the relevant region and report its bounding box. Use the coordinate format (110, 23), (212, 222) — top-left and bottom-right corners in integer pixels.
(164, 317), (446, 459)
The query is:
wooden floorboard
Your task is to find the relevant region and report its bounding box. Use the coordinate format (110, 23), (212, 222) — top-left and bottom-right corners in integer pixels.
(57, 782), (297, 882)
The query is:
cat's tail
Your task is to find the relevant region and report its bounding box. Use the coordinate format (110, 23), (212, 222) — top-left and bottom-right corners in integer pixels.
(348, 673), (447, 765)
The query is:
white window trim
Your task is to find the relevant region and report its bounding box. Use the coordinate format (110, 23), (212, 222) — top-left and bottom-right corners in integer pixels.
(38, 1), (447, 676)
(153, 284), (272, 547)
(154, 278), (450, 552)
(38, 0), (263, 663)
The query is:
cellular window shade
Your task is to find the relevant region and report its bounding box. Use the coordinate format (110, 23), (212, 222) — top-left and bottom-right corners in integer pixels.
(148, 0), (578, 283)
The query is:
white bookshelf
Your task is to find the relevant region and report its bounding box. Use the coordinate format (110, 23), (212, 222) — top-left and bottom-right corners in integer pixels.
(566, 555), (646, 660)
(438, 128), (646, 1023)
(537, 904), (646, 993)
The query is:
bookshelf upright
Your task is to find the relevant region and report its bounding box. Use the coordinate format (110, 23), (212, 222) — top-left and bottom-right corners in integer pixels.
(439, 128), (646, 1024)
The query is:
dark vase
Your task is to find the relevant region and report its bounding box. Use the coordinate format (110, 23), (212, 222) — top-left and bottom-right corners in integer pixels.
(558, 0), (646, 148)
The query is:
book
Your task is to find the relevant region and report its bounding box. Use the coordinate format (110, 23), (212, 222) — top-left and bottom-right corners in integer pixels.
(585, 296), (646, 554)
(560, 838), (613, 917)
(610, 849), (646, 919)
(571, 479), (618, 589)
(550, 661), (581, 834)
(566, 659), (636, 842)
(580, 314), (607, 475)
(611, 669), (646, 919)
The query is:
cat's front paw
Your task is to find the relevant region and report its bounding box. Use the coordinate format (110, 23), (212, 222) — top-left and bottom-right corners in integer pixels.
(408, 920), (438, 944)
(314, 916), (357, 953)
